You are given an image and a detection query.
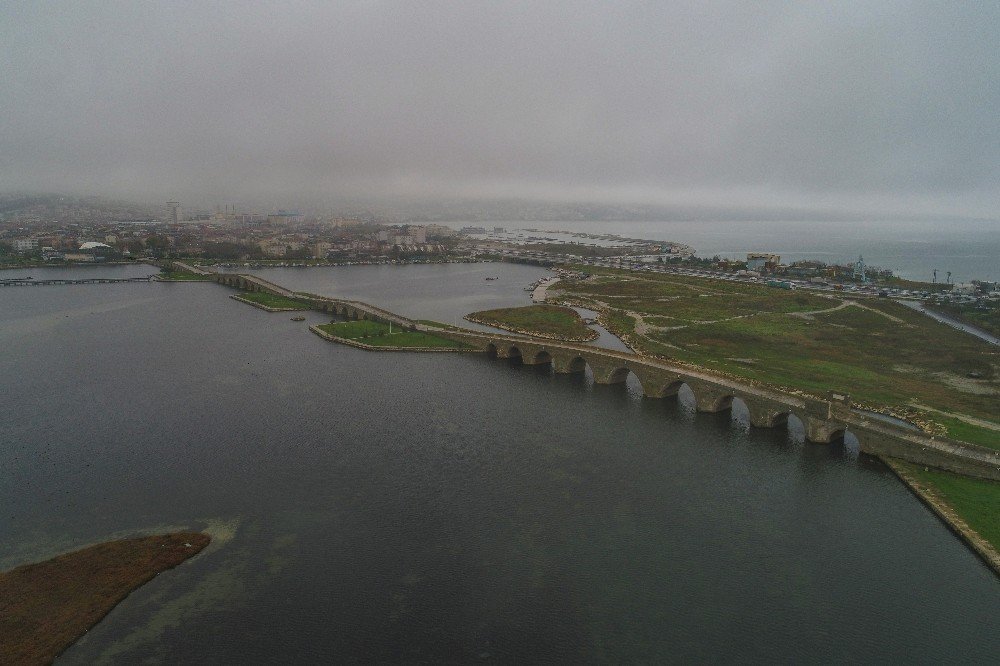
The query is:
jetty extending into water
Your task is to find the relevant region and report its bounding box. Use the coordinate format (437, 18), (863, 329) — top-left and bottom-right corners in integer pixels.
(183, 263), (1000, 483)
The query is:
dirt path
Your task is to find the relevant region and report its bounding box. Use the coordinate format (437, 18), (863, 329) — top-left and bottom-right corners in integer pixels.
(849, 300), (909, 324)
(909, 402), (1000, 431)
(790, 299), (853, 319)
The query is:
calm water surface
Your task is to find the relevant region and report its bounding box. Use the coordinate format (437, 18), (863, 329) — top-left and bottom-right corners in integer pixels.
(238, 263), (631, 352)
(1, 271), (997, 663)
(500, 219), (1000, 283)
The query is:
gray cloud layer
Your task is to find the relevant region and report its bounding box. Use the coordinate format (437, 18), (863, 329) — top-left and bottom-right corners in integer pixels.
(2, 1), (998, 218)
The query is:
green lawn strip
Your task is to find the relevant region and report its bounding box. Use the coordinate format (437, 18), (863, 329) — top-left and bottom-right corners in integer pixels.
(158, 270), (211, 281)
(236, 291), (312, 310)
(927, 415), (1000, 450)
(465, 304), (595, 340)
(318, 321), (470, 349)
(903, 463), (1000, 553)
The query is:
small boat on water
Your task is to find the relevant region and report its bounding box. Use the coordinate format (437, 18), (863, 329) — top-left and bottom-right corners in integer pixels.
(485, 276), (499, 281)
(290, 316), (306, 321)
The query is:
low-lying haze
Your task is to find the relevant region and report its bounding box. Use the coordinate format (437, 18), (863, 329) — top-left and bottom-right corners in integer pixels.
(2, 1), (997, 219)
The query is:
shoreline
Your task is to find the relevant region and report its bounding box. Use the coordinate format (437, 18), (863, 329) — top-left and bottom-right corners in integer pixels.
(310, 324), (476, 352)
(881, 457), (1000, 577)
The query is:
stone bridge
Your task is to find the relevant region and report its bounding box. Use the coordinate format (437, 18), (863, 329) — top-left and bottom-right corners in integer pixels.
(183, 263), (1000, 481)
(207, 269), (416, 329)
(424, 329), (1000, 481)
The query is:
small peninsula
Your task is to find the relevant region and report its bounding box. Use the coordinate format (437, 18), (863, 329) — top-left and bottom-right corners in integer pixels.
(0, 532), (210, 665)
(464, 304), (598, 342)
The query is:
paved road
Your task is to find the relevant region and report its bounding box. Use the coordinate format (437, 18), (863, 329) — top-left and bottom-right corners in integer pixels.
(896, 299), (999, 346)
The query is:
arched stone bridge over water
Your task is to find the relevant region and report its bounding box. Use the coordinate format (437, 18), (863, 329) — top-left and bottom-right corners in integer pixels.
(183, 264), (1000, 481)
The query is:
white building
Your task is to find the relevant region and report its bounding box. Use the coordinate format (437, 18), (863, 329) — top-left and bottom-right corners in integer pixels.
(952, 283), (977, 295)
(166, 201), (181, 224)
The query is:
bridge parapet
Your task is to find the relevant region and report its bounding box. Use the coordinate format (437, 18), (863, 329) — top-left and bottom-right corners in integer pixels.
(849, 421), (1000, 481)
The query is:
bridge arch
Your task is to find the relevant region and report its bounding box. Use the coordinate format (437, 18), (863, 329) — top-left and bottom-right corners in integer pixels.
(730, 396), (752, 428)
(684, 380), (735, 413)
(810, 424), (847, 444)
(747, 407), (792, 429)
(552, 354), (589, 374)
(697, 392), (735, 413)
(602, 366), (632, 384)
(491, 344), (523, 361)
(529, 349), (553, 365)
(638, 377), (687, 399)
(833, 430), (862, 458)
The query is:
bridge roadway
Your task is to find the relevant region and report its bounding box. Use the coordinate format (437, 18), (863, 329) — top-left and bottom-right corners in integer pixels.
(0, 276), (153, 286)
(190, 265), (1000, 481)
(195, 265), (416, 329)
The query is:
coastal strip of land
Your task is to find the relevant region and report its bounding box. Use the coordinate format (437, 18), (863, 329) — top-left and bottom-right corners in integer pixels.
(0, 532), (210, 665)
(312, 320), (474, 351)
(883, 459), (1000, 576)
(230, 292), (312, 311)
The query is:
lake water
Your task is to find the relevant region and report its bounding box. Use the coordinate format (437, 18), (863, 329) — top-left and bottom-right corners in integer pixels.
(1, 266), (998, 663)
(235, 263), (632, 353)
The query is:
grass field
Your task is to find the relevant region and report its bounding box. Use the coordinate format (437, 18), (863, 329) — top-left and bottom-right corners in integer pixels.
(236, 291), (312, 310)
(900, 462), (1000, 554)
(465, 304), (597, 340)
(318, 320), (471, 349)
(0, 533), (210, 664)
(158, 270), (211, 281)
(553, 267), (1000, 447)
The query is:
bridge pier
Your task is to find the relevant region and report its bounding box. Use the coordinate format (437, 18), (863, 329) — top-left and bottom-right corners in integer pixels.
(552, 354), (586, 373)
(805, 417), (846, 444)
(520, 350), (551, 365)
(694, 391), (734, 413)
(748, 408), (790, 428)
(592, 365), (631, 384)
(495, 345), (520, 360)
(640, 380), (683, 399)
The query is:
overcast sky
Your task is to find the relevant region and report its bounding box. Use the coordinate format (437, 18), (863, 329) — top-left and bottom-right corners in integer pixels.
(1, 1), (997, 218)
